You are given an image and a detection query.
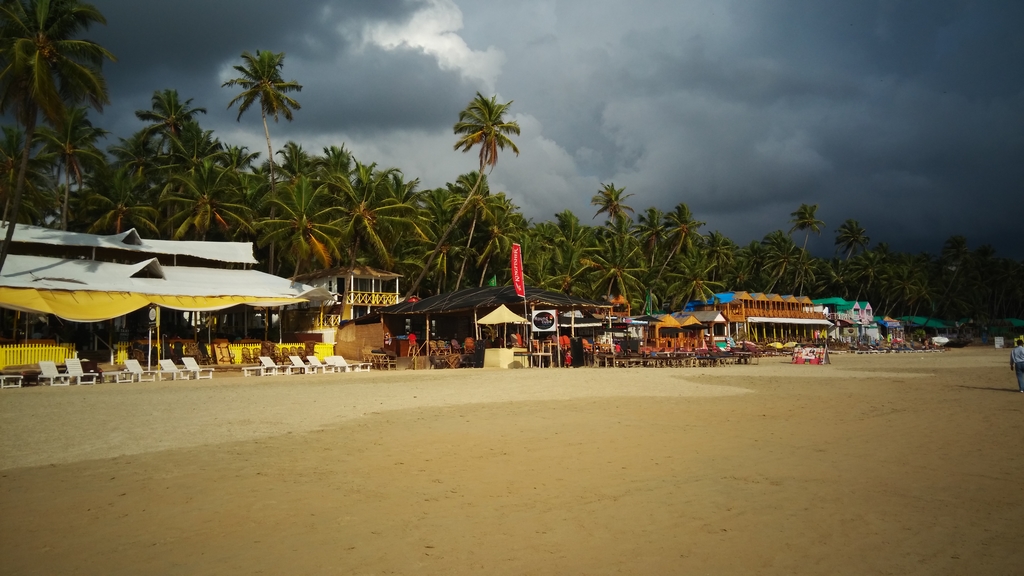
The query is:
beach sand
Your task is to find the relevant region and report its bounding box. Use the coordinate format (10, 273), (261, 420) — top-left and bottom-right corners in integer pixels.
(1, 347), (1022, 574)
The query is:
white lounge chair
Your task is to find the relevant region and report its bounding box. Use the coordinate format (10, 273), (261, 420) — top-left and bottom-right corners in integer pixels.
(306, 356), (335, 374)
(327, 355), (371, 372)
(1, 374), (23, 388)
(181, 357), (214, 379)
(121, 359), (157, 382)
(243, 354), (284, 377)
(64, 358), (99, 385)
(38, 361), (70, 386)
(288, 355), (316, 375)
(158, 359), (191, 380)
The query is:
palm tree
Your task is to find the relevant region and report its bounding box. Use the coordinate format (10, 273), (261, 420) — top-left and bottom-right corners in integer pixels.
(634, 207), (665, 268)
(259, 175), (342, 277)
(162, 158), (252, 240)
(665, 251), (723, 309)
(1, 125), (53, 224)
(788, 203), (825, 250)
(405, 92), (520, 297)
(449, 171), (490, 290)
(222, 49), (302, 273)
(86, 167), (159, 235)
(135, 89), (206, 145)
(834, 219), (869, 260)
(475, 193), (525, 286)
(591, 183), (634, 221)
(109, 130), (160, 180)
(657, 202), (704, 281)
(0, 0), (114, 271)
(38, 106), (106, 230)
(762, 230), (800, 293)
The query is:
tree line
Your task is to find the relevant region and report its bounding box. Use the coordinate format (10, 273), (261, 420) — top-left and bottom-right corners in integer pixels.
(2, 0), (1021, 324)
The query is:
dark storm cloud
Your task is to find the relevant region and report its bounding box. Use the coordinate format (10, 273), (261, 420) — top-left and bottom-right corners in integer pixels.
(468, 0), (1023, 256)
(59, 0), (1024, 258)
(88, 0), (466, 141)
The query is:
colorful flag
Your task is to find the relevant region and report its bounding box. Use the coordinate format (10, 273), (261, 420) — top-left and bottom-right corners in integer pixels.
(511, 243), (525, 297)
(487, 275), (497, 287)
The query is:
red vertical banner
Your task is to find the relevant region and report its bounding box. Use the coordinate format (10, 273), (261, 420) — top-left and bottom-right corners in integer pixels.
(511, 243), (525, 297)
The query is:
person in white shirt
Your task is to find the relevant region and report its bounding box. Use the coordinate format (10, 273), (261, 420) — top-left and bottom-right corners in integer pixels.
(1011, 339), (1024, 393)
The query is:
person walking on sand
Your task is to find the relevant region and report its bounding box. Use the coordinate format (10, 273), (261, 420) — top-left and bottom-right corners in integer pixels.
(1011, 338), (1024, 393)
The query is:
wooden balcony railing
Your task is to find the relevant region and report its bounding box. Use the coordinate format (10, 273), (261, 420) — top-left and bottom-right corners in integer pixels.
(345, 291), (399, 306)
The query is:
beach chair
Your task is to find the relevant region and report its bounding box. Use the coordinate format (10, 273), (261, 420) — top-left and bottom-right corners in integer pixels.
(256, 356), (289, 376)
(181, 357), (214, 380)
(1, 374), (23, 388)
(305, 356), (335, 373)
(328, 355), (371, 372)
(64, 358), (99, 385)
(288, 355), (316, 375)
(157, 359), (191, 380)
(122, 359), (157, 382)
(38, 361), (70, 386)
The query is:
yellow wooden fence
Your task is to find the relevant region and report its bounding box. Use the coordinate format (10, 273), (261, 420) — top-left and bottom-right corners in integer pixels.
(0, 344), (77, 370)
(225, 342), (334, 364)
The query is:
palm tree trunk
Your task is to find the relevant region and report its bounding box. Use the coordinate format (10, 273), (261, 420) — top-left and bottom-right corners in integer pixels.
(656, 238), (683, 283)
(455, 210), (479, 290)
(404, 175), (482, 298)
(478, 256), (491, 287)
(0, 108), (37, 274)
(261, 111), (277, 275)
(62, 165), (71, 231)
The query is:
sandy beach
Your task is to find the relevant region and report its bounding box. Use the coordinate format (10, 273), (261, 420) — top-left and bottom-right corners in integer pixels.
(1, 347), (1022, 574)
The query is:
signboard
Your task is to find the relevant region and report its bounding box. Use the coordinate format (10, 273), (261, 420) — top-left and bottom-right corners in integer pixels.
(511, 243), (525, 297)
(791, 346), (831, 365)
(994, 336), (1004, 349)
(532, 310), (557, 332)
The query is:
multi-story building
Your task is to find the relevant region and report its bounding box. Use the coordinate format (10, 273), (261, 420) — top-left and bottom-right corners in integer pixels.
(685, 291), (832, 342)
(294, 265), (402, 322)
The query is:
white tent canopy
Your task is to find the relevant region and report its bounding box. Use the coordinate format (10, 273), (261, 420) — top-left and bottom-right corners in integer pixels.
(476, 304), (528, 325)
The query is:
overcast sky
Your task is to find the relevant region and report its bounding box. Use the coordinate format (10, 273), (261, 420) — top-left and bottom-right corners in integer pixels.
(87, 0), (1023, 258)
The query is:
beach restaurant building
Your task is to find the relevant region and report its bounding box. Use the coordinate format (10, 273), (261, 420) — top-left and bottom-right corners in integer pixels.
(0, 223), (327, 367)
(684, 291), (832, 342)
(812, 297), (877, 343)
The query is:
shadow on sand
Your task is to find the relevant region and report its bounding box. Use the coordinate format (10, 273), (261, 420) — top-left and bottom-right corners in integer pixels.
(957, 385), (1023, 393)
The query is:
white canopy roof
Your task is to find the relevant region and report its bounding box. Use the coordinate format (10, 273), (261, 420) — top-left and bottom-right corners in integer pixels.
(3, 223), (258, 265)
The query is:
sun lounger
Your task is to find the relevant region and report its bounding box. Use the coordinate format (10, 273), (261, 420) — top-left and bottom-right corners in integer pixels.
(288, 356), (317, 374)
(120, 359), (157, 382)
(181, 357), (214, 379)
(306, 356), (335, 373)
(327, 355), (371, 372)
(64, 358), (99, 385)
(1, 374), (23, 388)
(38, 361), (70, 386)
(158, 359), (191, 380)
(243, 356), (288, 377)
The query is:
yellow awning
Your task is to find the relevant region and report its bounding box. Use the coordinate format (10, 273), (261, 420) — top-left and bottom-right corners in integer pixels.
(0, 287), (151, 322)
(0, 287), (309, 322)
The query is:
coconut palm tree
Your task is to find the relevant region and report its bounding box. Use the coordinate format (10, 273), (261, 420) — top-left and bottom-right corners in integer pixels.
(222, 49), (302, 273)
(259, 175), (342, 277)
(109, 130), (160, 181)
(0, 125), (53, 224)
(762, 230), (800, 293)
(0, 0), (114, 271)
(665, 251), (723, 309)
(657, 202), (704, 281)
(834, 219), (869, 260)
(591, 182), (634, 221)
(135, 89), (206, 146)
(406, 92), (520, 297)
(634, 207), (665, 268)
(788, 203), (825, 250)
(475, 193), (525, 286)
(86, 167), (159, 235)
(162, 158), (253, 240)
(38, 106), (106, 230)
